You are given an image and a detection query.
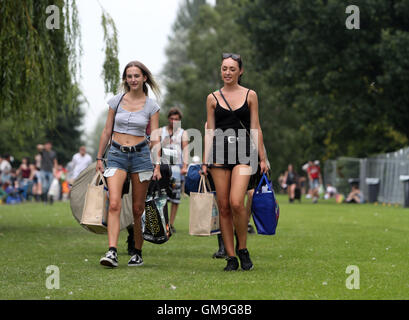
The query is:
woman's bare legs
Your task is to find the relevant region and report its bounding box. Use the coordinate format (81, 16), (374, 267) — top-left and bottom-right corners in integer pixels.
(130, 173), (150, 251)
(230, 165), (251, 251)
(106, 169), (127, 248)
(210, 165), (251, 257)
(209, 167), (234, 256)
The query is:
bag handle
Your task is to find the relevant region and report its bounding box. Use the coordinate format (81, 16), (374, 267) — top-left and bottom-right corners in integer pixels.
(205, 177), (213, 192)
(197, 175), (208, 193)
(148, 179), (161, 196)
(91, 171), (108, 188)
(255, 173), (272, 193)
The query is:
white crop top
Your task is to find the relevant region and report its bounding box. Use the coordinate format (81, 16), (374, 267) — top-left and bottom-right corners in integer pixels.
(107, 93), (160, 137)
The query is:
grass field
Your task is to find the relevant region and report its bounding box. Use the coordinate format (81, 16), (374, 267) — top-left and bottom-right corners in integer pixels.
(0, 194), (408, 300)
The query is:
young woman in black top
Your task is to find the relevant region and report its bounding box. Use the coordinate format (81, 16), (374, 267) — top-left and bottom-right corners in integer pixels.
(202, 53), (268, 271)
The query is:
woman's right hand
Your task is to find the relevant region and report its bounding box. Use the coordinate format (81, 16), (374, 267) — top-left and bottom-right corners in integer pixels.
(96, 160), (104, 173)
(200, 164), (208, 176)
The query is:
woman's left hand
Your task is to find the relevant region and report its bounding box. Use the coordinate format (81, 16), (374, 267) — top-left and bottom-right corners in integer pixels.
(260, 159), (269, 174)
(152, 165), (162, 180)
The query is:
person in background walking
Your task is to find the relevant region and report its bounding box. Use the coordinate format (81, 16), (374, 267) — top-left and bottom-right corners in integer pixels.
(283, 164), (298, 203)
(307, 160), (322, 203)
(160, 107), (189, 233)
(69, 146), (92, 183)
(29, 164), (42, 202)
(37, 142), (58, 204)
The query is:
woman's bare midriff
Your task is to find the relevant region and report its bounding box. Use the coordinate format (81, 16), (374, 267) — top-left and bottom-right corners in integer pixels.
(112, 132), (146, 146)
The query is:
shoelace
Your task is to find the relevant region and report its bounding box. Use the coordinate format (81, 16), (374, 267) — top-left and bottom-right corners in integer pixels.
(131, 254), (141, 262)
(107, 251), (117, 259)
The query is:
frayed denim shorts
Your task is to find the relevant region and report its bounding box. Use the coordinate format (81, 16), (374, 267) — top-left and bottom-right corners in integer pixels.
(106, 140), (153, 174)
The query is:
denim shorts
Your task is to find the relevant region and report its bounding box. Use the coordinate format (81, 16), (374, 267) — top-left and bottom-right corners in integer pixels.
(106, 141), (153, 174)
(310, 178), (320, 190)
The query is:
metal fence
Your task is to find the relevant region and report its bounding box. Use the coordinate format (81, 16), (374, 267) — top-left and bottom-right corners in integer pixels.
(323, 147), (409, 204)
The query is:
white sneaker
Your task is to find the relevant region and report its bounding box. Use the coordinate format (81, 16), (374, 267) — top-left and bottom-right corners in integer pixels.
(128, 254), (144, 267)
(100, 250), (118, 268)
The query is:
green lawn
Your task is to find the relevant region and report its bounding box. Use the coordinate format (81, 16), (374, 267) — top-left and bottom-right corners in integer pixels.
(0, 195), (408, 300)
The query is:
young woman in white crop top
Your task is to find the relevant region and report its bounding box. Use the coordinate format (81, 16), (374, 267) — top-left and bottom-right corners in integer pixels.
(96, 60), (162, 268)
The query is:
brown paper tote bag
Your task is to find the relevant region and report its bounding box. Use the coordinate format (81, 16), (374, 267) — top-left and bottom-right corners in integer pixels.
(189, 176), (220, 236)
(80, 171), (109, 234)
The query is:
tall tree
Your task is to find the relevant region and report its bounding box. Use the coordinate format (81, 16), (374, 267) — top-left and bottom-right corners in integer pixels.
(0, 0), (84, 164)
(0, 0), (81, 130)
(162, 0), (207, 114)
(100, 7), (120, 95)
(241, 0), (408, 161)
(162, 0), (305, 177)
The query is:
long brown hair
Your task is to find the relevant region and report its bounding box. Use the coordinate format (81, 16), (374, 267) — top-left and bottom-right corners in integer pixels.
(121, 60), (161, 98)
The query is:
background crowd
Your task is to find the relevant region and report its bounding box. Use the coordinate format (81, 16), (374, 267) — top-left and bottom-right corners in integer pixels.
(0, 143), (92, 205)
(278, 160), (364, 205)
(1, 142), (364, 207)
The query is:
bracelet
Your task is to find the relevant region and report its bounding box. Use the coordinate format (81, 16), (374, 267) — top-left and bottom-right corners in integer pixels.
(96, 157), (104, 161)
(202, 163), (208, 167)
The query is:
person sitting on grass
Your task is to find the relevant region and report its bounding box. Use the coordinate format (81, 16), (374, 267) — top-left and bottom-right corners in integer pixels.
(324, 183), (337, 200)
(345, 184), (364, 204)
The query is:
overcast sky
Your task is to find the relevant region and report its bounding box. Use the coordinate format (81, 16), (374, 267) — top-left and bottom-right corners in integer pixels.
(76, 0), (183, 136)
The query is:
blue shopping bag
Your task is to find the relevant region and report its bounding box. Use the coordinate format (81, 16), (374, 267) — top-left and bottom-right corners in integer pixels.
(184, 164), (201, 196)
(251, 173), (280, 235)
(184, 164), (215, 196)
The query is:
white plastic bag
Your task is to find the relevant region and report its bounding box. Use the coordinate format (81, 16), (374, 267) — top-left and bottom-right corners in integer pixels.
(47, 178), (60, 198)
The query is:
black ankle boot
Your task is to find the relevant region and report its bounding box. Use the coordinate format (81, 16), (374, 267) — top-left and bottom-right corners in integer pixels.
(238, 248), (254, 271)
(224, 256), (239, 271)
(213, 234), (227, 259)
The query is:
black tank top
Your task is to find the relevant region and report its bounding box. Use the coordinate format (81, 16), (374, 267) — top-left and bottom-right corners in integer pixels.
(212, 89), (251, 133)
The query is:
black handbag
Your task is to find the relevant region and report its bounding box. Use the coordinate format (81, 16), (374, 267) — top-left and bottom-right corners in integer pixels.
(142, 180), (172, 244)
